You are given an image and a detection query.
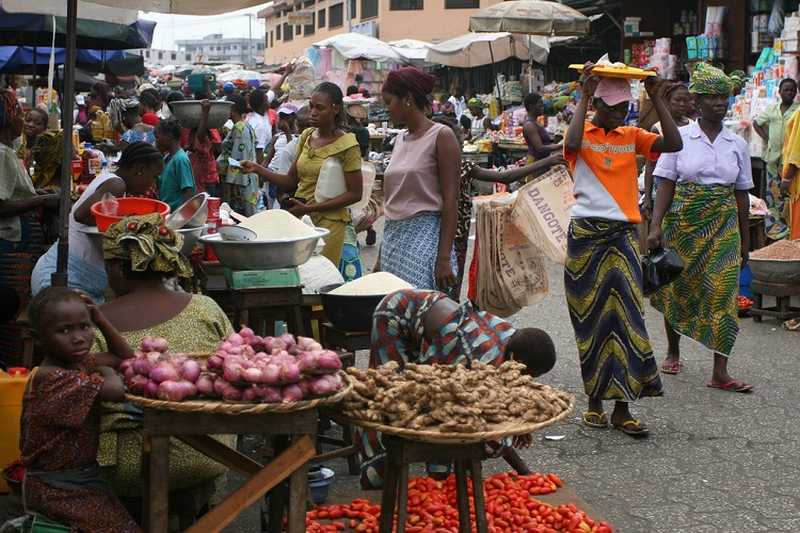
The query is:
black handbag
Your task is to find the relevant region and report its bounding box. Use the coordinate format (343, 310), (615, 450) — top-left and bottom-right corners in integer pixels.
(642, 247), (684, 296)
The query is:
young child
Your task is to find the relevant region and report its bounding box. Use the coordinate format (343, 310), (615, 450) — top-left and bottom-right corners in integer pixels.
(21, 287), (140, 533)
(360, 288), (558, 488)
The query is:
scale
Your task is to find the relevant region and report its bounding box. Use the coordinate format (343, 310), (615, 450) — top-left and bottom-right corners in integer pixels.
(223, 267), (302, 290)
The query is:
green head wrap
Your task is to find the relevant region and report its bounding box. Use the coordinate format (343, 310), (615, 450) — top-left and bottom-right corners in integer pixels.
(103, 213), (193, 278)
(688, 63), (733, 96)
(468, 97), (483, 108)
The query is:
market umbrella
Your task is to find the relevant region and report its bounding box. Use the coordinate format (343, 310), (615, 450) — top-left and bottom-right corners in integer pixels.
(468, 0), (590, 36)
(313, 33), (407, 63)
(0, 46), (145, 76)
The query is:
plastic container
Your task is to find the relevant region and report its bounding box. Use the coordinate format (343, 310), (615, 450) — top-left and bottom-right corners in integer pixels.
(308, 467), (335, 504)
(315, 159), (376, 210)
(90, 197), (171, 232)
(0, 367), (29, 493)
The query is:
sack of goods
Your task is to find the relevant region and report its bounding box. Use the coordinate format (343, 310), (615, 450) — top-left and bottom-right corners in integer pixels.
(472, 165), (574, 317)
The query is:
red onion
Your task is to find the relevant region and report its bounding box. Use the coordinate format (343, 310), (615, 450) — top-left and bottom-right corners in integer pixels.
(196, 374), (215, 396)
(150, 362), (179, 383)
(141, 336), (155, 352)
(242, 367), (262, 384)
(296, 378), (311, 397)
(297, 352), (318, 373)
(144, 380), (159, 398)
(281, 384), (304, 403)
(278, 361), (301, 384)
(240, 327), (255, 339)
(181, 359), (201, 383)
(242, 386), (260, 402)
(213, 378), (230, 396)
(124, 366), (136, 380)
(317, 351), (342, 371)
(223, 363), (242, 383)
(206, 355), (224, 371)
(127, 374), (149, 395)
(158, 380), (187, 401)
(262, 337), (274, 352)
(262, 364), (280, 385)
(220, 341), (234, 353)
(260, 386), (282, 403)
(228, 333), (244, 347)
(176, 380), (197, 399)
(279, 333), (296, 348)
(133, 350), (145, 359)
(308, 375), (336, 396)
(151, 338), (169, 353)
(119, 358), (133, 374)
(132, 358), (152, 376)
(222, 386), (243, 401)
(146, 351), (162, 365)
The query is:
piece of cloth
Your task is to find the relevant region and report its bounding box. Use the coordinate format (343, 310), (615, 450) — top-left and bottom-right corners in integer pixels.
(31, 172), (121, 301)
(780, 107), (800, 240)
(103, 213), (193, 279)
(158, 148), (196, 211)
(564, 218), (663, 401)
(338, 223), (363, 282)
(382, 67), (435, 105)
(247, 111), (273, 152)
(380, 212), (456, 294)
(21, 367), (140, 532)
(595, 77), (632, 106)
(370, 289), (516, 368)
(267, 133), (298, 174)
(121, 124), (156, 146)
(524, 120), (554, 161)
(653, 122), (753, 190)
(462, 109), (486, 139)
(791, 177), (800, 240)
(219, 120), (259, 216)
(448, 95), (467, 119)
(92, 294), (235, 498)
(688, 63), (733, 95)
(454, 160), (475, 295)
(383, 122), (448, 221)
(754, 101), (799, 176)
(565, 122), (659, 223)
(16, 131), (64, 190)
(650, 183), (741, 356)
(190, 129), (222, 186)
(762, 169), (789, 240)
(141, 111), (160, 126)
(0, 143), (36, 242)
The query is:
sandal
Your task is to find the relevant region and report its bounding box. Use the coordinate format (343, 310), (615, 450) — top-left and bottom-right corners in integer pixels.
(612, 419), (649, 438)
(660, 359), (683, 375)
(582, 411), (608, 429)
(707, 379), (753, 393)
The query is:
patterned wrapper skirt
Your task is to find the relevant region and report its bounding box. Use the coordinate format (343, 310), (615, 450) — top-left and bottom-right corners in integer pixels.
(650, 183), (740, 356)
(380, 212), (456, 295)
(564, 218), (663, 401)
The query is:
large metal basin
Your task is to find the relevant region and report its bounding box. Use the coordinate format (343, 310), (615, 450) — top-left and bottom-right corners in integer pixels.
(169, 100), (234, 129)
(199, 227), (330, 270)
(80, 224), (206, 258)
(749, 258), (800, 283)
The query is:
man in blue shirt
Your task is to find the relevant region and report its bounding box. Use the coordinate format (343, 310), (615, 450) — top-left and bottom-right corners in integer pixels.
(155, 119), (195, 211)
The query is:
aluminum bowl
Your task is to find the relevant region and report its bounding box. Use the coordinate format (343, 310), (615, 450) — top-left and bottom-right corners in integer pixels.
(167, 193), (208, 230)
(176, 225), (207, 256)
(217, 225), (258, 242)
(199, 227), (330, 270)
(169, 100), (234, 129)
(749, 258), (800, 283)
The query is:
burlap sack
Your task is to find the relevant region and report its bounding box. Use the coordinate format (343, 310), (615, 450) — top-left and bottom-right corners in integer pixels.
(511, 165), (575, 264)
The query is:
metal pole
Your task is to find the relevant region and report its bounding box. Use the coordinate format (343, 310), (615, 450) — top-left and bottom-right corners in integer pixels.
(52, 0), (77, 287)
(248, 14), (253, 67)
(32, 46), (37, 107)
(488, 41), (502, 110)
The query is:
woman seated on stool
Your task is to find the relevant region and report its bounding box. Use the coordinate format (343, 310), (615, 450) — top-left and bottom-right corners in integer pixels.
(91, 214), (236, 524)
(359, 288), (557, 489)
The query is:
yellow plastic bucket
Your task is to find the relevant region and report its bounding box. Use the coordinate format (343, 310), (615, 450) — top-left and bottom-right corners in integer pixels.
(0, 368), (29, 493)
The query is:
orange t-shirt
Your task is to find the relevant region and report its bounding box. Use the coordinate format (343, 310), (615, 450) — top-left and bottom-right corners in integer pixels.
(565, 122), (659, 224)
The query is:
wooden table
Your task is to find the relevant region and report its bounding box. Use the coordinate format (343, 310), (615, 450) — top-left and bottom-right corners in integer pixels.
(379, 435), (489, 533)
(141, 407), (317, 533)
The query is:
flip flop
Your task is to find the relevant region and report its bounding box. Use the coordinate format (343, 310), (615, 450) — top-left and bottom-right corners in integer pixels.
(582, 411), (608, 429)
(660, 359), (683, 375)
(612, 419), (649, 437)
(707, 379), (753, 393)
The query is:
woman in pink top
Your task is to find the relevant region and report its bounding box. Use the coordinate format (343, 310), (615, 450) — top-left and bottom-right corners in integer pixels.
(381, 68), (461, 293)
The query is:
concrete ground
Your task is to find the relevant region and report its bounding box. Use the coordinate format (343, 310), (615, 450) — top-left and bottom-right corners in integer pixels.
(2, 224), (798, 533)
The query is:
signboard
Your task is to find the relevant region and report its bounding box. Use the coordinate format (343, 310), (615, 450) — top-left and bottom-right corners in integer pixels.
(287, 11), (314, 25)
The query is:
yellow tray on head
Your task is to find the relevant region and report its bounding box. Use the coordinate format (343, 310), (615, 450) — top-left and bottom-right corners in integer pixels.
(569, 64), (657, 80)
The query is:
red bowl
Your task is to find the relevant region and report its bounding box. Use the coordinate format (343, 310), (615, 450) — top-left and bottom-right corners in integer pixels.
(91, 197), (171, 232)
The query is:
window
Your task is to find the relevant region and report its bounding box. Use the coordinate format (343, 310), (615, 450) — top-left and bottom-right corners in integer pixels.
(185, 53), (192, 61)
(318, 8), (326, 27)
(270, 31), (274, 47)
(304, 13), (316, 35)
(276, 24), (282, 39)
(296, 25), (301, 35)
(283, 22), (293, 41)
(303, 0), (314, 6)
(329, 3), (344, 27)
(349, 0), (356, 18)
(171, 52), (176, 60)
(390, 0), (422, 9)
(158, 51), (163, 60)
(445, 0), (479, 7)
(258, 43), (265, 50)
(361, 0), (377, 19)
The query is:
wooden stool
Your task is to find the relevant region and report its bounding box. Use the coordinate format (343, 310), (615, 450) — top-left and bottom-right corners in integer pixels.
(380, 436), (489, 533)
(750, 279), (800, 323)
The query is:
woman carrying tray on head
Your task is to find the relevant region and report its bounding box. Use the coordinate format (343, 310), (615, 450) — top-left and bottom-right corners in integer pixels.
(90, 214), (237, 513)
(648, 63), (753, 392)
(359, 288), (557, 489)
(563, 64), (682, 438)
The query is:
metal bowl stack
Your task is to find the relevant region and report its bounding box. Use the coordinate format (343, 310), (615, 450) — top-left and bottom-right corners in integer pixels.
(199, 227), (330, 270)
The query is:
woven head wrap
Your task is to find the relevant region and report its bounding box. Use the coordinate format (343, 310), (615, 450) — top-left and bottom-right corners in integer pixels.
(688, 63), (733, 96)
(103, 213), (193, 278)
(468, 97), (483, 108)
(382, 67), (435, 106)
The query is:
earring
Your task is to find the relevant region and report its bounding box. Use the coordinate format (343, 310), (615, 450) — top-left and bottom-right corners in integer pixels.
(405, 101), (411, 107)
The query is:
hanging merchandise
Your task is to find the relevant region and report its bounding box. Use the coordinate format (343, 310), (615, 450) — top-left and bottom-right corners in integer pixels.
(768, 0), (785, 37)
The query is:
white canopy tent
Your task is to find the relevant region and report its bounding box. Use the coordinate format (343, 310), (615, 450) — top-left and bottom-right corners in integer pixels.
(0, 0), (139, 24)
(313, 32), (407, 63)
(387, 39), (431, 62)
(425, 32), (530, 68)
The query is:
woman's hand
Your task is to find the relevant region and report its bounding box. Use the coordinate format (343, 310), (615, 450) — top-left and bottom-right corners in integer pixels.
(512, 434), (533, 449)
(240, 160), (259, 174)
(200, 99), (211, 114)
(285, 197), (310, 217)
(646, 225), (662, 251)
(644, 76), (667, 101)
(435, 257), (455, 291)
(580, 62), (599, 98)
(543, 153), (568, 168)
(780, 177), (793, 194)
(641, 198), (652, 220)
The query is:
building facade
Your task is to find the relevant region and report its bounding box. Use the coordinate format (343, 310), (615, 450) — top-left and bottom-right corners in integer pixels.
(259, 0), (501, 64)
(133, 48), (193, 67)
(176, 34), (266, 65)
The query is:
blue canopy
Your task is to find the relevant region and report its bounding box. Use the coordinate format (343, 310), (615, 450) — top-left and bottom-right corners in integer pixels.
(0, 8), (155, 50)
(0, 46), (144, 76)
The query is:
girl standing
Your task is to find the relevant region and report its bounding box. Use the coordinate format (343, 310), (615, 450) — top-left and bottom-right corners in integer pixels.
(649, 63), (753, 391)
(21, 287), (139, 532)
(563, 66), (682, 437)
(220, 95), (260, 216)
(242, 83), (364, 272)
